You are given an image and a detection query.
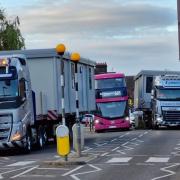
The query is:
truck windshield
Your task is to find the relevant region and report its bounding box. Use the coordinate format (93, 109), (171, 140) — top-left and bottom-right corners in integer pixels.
(0, 79), (18, 97)
(157, 89), (180, 100)
(96, 78), (125, 89)
(96, 101), (126, 119)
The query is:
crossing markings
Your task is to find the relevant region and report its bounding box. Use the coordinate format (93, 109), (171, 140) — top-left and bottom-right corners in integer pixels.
(146, 157), (170, 163)
(106, 157), (132, 163)
(151, 163), (180, 180)
(10, 165), (39, 179)
(105, 156), (175, 164)
(7, 161), (36, 167)
(111, 147), (119, 152)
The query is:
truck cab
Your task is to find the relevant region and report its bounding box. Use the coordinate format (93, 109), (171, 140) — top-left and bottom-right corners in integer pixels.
(0, 55), (34, 151)
(152, 75), (180, 128)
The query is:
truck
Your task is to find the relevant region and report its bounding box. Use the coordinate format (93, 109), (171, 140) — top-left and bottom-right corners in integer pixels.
(0, 48), (95, 152)
(134, 70), (180, 128)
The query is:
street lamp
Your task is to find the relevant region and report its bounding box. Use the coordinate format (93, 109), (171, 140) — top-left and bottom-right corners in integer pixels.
(56, 43), (66, 126)
(70, 52), (81, 157)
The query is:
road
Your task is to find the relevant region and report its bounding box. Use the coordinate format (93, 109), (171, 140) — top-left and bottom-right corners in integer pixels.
(0, 129), (180, 179)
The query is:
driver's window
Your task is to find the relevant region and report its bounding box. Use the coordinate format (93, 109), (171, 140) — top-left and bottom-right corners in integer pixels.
(19, 78), (26, 100)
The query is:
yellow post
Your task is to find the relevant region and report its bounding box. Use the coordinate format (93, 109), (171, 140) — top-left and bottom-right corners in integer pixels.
(56, 125), (70, 160)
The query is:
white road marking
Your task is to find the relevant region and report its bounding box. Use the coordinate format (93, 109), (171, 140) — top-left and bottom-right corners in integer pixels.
(112, 147), (119, 151)
(129, 142), (139, 146)
(136, 140), (144, 143)
(62, 166), (84, 176)
(70, 164), (102, 180)
(131, 138), (137, 141)
(85, 156), (98, 162)
(1, 157), (9, 160)
(38, 167), (69, 170)
(99, 143), (107, 146)
(21, 174), (55, 178)
(174, 147), (180, 150)
(151, 163), (180, 180)
(94, 143), (107, 147)
(106, 157), (132, 163)
(111, 139), (117, 142)
(122, 145), (134, 150)
(110, 163), (129, 166)
(119, 135), (125, 138)
(116, 150), (126, 155)
(82, 148), (93, 152)
(137, 163), (154, 166)
(146, 157), (169, 163)
(101, 152), (109, 156)
(7, 161), (36, 166)
(144, 131), (148, 135)
(171, 152), (180, 156)
(138, 134), (144, 138)
(122, 142), (129, 146)
(0, 166), (34, 179)
(10, 166), (39, 179)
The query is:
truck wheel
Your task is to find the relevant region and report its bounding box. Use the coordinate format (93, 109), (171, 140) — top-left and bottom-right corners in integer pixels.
(38, 127), (47, 149)
(24, 130), (32, 153)
(153, 123), (159, 130)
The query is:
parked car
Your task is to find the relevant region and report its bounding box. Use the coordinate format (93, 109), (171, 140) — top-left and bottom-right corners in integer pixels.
(81, 114), (94, 125)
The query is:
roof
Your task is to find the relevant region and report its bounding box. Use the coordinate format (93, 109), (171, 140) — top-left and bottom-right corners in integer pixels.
(95, 73), (125, 80)
(0, 48), (96, 67)
(134, 70), (180, 80)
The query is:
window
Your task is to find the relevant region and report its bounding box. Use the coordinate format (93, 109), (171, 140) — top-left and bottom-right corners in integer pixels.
(96, 78), (125, 89)
(71, 63), (75, 89)
(19, 78), (26, 100)
(146, 77), (153, 93)
(89, 67), (92, 89)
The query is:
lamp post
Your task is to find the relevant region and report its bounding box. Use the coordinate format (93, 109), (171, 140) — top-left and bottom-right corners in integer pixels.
(56, 44), (66, 126)
(71, 52), (81, 157)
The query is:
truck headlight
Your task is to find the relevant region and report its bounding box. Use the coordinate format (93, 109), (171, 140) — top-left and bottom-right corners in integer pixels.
(10, 123), (23, 141)
(11, 131), (22, 141)
(156, 116), (163, 123)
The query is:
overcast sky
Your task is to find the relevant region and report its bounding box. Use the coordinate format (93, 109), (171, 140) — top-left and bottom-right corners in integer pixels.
(1, 0), (180, 75)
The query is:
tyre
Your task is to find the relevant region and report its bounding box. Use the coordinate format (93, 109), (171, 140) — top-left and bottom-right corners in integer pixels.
(37, 127), (47, 149)
(24, 130), (32, 153)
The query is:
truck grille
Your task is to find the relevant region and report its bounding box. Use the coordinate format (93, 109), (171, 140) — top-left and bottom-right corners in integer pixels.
(163, 111), (180, 121)
(0, 114), (12, 142)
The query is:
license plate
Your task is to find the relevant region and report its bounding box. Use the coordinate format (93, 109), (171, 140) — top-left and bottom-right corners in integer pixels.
(109, 126), (116, 128)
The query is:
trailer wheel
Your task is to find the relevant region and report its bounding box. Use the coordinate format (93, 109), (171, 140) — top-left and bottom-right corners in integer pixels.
(24, 130), (32, 153)
(38, 127), (47, 149)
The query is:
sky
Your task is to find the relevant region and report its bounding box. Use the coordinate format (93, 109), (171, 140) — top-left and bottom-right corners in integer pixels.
(1, 0), (180, 75)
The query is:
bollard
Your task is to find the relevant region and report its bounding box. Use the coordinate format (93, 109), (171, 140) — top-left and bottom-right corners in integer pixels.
(72, 123), (84, 152)
(56, 125), (70, 161)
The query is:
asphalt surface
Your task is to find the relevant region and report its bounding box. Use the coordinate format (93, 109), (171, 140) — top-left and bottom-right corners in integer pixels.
(0, 128), (180, 179)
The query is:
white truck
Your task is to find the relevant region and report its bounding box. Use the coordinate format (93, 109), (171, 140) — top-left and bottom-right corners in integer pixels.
(151, 75), (180, 128)
(0, 48), (95, 152)
(134, 70), (180, 128)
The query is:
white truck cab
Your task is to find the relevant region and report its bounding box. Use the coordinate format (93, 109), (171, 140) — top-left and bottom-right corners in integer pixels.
(152, 75), (180, 128)
(0, 55), (34, 151)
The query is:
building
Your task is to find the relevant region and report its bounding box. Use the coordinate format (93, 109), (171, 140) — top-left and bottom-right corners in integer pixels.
(178, 0), (180, 58)
(95, 62), (107, 74)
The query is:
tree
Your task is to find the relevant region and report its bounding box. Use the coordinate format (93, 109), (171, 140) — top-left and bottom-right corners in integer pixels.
(0, 9), (25, 50)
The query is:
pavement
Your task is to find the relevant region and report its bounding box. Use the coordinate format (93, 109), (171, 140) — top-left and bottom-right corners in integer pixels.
(43, 125), (97, 166)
